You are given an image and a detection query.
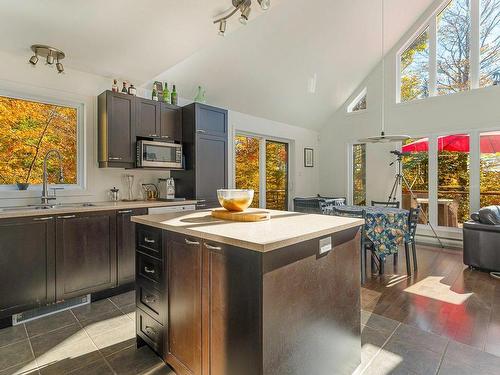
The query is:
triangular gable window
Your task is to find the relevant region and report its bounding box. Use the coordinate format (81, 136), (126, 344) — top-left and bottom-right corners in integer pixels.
(347, 88), (367, 113)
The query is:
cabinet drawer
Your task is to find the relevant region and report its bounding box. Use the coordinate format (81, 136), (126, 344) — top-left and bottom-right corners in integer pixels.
(136, 276), (163, 323)
(137, 252), (162, 285)
(136, 307), (163, 354)
(137, 225), (162, 259)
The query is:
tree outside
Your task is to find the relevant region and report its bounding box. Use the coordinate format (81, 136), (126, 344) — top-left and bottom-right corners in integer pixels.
(0, 96), (77, 185)
(353, 144), (366, 205)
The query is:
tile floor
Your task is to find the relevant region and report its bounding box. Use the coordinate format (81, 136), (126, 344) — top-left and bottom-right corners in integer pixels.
(0, 291), (173, 375)
(0, 291), (499, 375)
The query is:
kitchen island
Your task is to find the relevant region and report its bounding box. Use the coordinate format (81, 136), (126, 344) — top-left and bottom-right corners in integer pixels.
(132, 209), (364, 375)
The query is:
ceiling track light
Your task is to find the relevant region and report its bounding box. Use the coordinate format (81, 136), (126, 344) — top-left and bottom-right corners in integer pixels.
(213, 0), (270, 35)
(28, 45), (66, 74)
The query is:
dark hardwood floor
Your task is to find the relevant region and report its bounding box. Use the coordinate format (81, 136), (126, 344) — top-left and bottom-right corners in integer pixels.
(362, 244), (500, 357)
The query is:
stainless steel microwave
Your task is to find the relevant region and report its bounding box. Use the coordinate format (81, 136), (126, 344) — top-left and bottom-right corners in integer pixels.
(136, 140), (183, 169)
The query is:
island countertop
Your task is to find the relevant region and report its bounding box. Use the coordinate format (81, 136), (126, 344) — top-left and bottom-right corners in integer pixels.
(131, 208), (364, 252)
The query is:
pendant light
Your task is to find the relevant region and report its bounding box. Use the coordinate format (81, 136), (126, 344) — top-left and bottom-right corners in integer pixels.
(358, 0), (410, 143)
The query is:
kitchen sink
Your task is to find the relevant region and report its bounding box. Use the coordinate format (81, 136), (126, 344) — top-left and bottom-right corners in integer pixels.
(0, 202), (96, 212)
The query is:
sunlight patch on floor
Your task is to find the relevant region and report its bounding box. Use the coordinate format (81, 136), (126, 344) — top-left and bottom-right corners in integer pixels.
(404, 276), (473, 305)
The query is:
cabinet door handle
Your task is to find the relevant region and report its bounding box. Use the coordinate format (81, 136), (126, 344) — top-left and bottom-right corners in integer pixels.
(58, 215), (76, 219)
(144, 266), (155, 274)
(145, 326), (157, 336)
(144, 295), (157, 304)
(144, 237), (155, 244)
(118, 210), (133, 214)
(197, 204), (207, 208)
(196, 129), (206, 134)
(161, 135), (170, 139)
(148, 134), (158, 137)
(204, 243), (222, 251)
(197, 199), (206, 203)
(33, 216), (53, 221)
(109, 157), (123, 160)
(185, 239), (200, 246)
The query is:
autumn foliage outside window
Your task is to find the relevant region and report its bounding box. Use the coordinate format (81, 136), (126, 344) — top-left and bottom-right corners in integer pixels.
(0, 95), (78, 185)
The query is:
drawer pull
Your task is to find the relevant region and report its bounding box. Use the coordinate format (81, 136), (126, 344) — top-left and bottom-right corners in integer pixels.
(145, 326), (157, 336)
(205, 243), (222, 251)
(144, 237), (155, 244)
(109, 157), (123, 160)
(196, 129), (206, 134)
(197, 204), (207, 208)
(33, 217), (53, 221)
(118, 210), (133, 214)
(58, 215), (76, 219)
(144, 266), (155, 274)
(144, 295), (157, 304)
(185, 239), (200, 246)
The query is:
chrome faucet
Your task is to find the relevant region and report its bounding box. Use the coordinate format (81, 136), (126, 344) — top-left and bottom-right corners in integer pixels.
(41, 150), (64, 205)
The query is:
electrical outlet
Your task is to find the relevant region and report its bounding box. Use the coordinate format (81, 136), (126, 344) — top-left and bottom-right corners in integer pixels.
(319, 237), (332, 255)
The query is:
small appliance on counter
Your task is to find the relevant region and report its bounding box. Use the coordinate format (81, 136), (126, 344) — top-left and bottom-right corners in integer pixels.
(142, 183), (159, 201)
(108, 187), (120, 202)
(158, 178), (175, 200)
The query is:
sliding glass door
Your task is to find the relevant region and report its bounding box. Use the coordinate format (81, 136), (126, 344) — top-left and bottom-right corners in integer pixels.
(234, 134), (289, 210)
(265, 140), (288, 210)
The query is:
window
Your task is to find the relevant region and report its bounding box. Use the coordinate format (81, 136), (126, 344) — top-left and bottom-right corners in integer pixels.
(480, 0), (500, 87)
(402, 138), (429, 223)
(398, 0), (500, 101)
(347, 88), (367, 112)
(437, 0), (471, 95)
(401, 29), (430, 102)
(235, 135), (260, 208)
(352, 144), (366, 205)
(437, 134), (470, 227)
(480, 131), (500, 206)
(0, 95), (78, 186)
(234, 134), (289, 210)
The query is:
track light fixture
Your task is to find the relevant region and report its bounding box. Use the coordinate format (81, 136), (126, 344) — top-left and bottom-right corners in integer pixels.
(214, 0), (270, 34)
(28, 45), (66, 74)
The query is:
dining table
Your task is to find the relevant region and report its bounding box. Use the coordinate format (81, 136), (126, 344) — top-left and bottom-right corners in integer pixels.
(334, 205), (410, 259)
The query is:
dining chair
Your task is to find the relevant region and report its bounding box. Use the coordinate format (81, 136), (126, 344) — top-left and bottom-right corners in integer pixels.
(371, 200), (401, 209)
(404, 207), (420, 276)
(319, 200), (335, 215)
(332, 207), (369, 284)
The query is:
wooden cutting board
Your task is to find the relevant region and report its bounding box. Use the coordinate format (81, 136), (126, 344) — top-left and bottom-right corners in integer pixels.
(211, 208), (271, 222)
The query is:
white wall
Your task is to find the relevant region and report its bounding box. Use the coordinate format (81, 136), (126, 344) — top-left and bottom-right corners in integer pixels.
(227, 111), (320, 206)
(319, 0), (500, 244)
(0, 50), (169, 207)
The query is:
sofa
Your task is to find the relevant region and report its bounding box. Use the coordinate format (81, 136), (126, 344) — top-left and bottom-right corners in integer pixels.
(463, 206), (500, 271)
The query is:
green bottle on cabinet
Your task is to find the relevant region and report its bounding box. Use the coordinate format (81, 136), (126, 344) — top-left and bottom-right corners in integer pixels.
(171, 85), (178, 106)
(163, 82), (170, 104)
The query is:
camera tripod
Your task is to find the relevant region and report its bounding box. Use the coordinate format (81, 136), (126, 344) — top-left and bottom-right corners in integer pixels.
(387, 152), (445, 249)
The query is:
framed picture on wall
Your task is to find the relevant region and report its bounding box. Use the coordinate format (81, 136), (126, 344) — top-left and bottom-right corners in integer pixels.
(304, 148), (314, 167)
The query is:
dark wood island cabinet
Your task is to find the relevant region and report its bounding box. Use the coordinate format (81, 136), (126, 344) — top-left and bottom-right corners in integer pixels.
(133, 209), (364, 375)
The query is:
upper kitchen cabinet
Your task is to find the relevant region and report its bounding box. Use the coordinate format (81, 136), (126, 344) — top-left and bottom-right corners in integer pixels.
(0, 216), (55, 319)
(98, 91), (136, 168)
(160, 103), (182, 142)
(98, 91), (182, 169)
(136, 98), (161, 138)
(171, 103), (228, 207)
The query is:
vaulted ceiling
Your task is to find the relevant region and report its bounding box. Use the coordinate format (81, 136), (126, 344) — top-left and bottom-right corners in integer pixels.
(0, 0), (436, 129)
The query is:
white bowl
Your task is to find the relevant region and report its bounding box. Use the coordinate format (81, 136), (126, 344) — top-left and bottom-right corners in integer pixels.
(217, 189), (254, 212)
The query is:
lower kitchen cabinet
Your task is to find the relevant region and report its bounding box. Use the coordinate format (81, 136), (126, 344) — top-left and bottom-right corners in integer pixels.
(117, 208), (148, 285)
(165, 232), (203, 375)
(55, 211), (117, 300)
(0, 216), (56, 319)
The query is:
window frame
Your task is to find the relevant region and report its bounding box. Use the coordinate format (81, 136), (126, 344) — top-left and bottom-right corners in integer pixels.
(0, 90), (85, 192)
(346, 87), (367, 113)
(396, 0), (495, 103)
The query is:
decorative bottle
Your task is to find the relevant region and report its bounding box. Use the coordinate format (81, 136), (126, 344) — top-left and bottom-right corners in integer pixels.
(194, 86), (206, 103)
(171, 85), (178, 105)
(128, 84), (137, 96)
(152, 85), (158, 101)
(163, 82), (170, 104)
(121, 82), (128, 94)
(112, 79), (118, 92)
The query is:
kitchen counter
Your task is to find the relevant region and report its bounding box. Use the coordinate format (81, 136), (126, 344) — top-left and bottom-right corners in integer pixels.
(0, 200), (198, 219)
(131, 208), (364, 252)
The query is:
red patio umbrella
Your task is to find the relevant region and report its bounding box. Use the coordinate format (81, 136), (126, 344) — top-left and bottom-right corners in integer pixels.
(402, 132), (500, 153)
